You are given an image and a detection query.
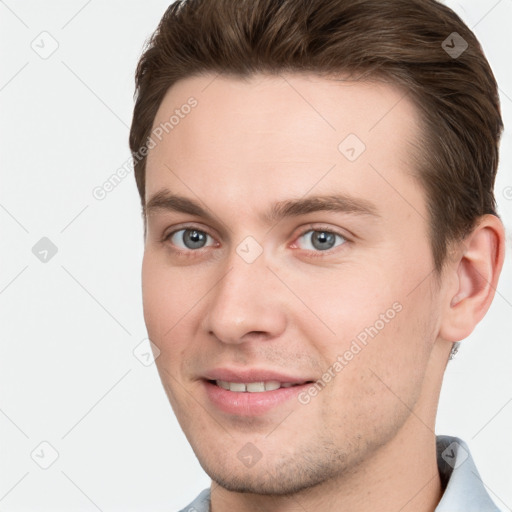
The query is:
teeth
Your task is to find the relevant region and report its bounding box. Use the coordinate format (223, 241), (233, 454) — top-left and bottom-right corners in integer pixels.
(216, 380), (230, 390)
(229, 382), (247, 392)
(262, 381), (281, 391)
(246, 382), (266, 392)
(215, 380), (297, 392)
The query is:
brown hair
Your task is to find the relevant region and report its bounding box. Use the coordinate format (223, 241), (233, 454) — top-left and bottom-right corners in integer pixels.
(129, 0), (503, 276)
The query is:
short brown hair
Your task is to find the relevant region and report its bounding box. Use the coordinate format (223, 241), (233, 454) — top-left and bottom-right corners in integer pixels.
(129, 0), (503, 276)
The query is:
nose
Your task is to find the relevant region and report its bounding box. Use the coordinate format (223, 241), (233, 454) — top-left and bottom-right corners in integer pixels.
(201, 248), (288, 345)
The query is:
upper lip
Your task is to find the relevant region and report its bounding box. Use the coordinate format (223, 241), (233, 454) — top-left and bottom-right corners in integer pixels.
(203, 367), (314, 384)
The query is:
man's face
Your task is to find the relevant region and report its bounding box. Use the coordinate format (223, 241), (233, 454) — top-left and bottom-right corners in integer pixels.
(142, 73), (446, 494)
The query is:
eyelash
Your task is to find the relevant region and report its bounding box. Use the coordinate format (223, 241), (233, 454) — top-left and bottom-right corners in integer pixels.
(162, 224), (350, 258)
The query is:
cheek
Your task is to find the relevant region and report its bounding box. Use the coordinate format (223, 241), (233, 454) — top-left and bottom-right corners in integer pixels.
(284, 263), (399, 351)
(141, 253), (186, 349)
(344, 282), (436, 406)
(316, 301), (434, 440)
(298, 261), (434, 398)
(141, 252), (215, 382)
(141, 259), (166, 341)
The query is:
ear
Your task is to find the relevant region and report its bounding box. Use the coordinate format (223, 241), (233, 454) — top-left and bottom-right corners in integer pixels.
(439, 214), (506, 343)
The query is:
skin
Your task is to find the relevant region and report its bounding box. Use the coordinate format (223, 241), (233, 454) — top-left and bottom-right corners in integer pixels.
(141, 73), (505, 512)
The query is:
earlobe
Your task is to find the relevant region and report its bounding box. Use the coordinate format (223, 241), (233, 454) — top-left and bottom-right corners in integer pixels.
(439, 214), (505, 343)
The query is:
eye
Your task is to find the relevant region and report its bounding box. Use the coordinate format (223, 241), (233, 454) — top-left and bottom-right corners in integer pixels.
(294, 228), (347, 252)
(166, 228), (215, 251)
(163, 225), (348, 256)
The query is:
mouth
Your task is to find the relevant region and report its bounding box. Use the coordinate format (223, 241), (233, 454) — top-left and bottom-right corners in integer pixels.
(209, 379), (310, 392)
(202, 374), (315, 416)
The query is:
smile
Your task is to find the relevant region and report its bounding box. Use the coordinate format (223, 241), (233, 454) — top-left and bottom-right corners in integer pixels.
(214, 380), (303, 392)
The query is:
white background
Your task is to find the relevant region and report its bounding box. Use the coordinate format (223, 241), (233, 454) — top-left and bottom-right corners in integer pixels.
(0, 1), (511, 510)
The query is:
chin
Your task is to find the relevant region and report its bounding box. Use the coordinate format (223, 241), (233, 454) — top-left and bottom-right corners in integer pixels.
(196, 450), (345, 497)
(209, 471), (323, 496)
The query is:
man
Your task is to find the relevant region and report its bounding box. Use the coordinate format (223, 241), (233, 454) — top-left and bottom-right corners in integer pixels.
(129, 0), (506, 510)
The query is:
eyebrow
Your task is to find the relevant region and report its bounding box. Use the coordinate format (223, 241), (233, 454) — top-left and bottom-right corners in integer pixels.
(144, 189), (380, 225)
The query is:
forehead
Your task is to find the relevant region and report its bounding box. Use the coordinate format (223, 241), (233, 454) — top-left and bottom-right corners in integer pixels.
(145, 72), (425, 226)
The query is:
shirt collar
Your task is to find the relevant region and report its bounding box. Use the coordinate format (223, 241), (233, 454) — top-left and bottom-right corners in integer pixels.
(435, 435), (500, 511)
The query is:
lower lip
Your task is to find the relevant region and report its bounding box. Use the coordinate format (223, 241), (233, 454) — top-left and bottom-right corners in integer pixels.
(203, 380), (311, 416)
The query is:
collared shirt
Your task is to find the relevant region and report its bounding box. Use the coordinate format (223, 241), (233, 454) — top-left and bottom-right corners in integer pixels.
(178, 435), (501, 511)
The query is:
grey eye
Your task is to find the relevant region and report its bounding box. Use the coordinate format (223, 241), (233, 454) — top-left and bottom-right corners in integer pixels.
(297, 230), (346, 251)
(170, 229), (212, 250)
